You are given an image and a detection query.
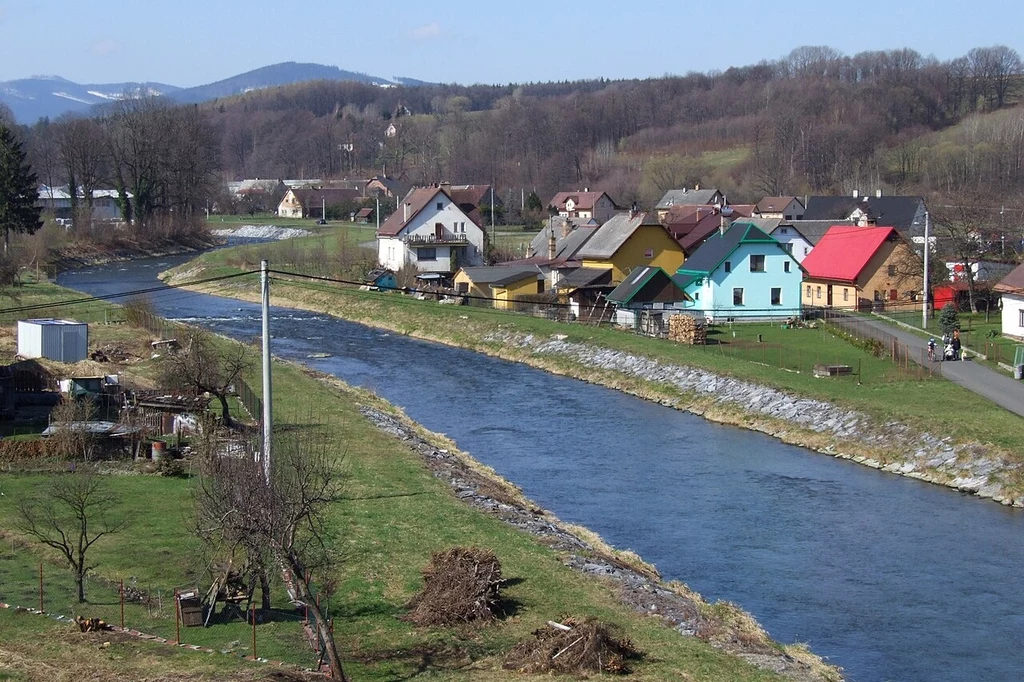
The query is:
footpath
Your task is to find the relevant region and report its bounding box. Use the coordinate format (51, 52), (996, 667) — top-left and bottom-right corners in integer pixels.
(859, 317), (1024, 418)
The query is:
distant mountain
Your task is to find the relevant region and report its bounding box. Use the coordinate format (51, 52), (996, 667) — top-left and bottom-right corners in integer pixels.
(0, 62), (434, 123)
(169, 62), (410, 104)
(0, 76), (180, 123)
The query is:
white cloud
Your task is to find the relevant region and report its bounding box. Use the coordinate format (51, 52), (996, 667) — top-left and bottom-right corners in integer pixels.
(409, 22), (441, 40)
(91, 39), (120, 56)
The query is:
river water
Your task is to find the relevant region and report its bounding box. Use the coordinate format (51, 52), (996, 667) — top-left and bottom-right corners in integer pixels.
(59, 255), (1024, 682)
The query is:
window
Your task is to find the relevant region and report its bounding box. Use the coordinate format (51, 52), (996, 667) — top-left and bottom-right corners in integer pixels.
(724, 261), (732, 273)
(816, 286), (822, 299)
(889, 289), (898, 301)
(785, 243), (793, 253)
(874, 290), (882, 301)
(644, 248), (654, 258)
(457, 282), (468, 293)
(784, 261), (791, 273)
(733, 288), (744, 305)
(750, 255), (765, 272)
(771, 288), (782, 305)
(1020, 310), (1024, 327)
(806, 285), (812, 298)
(418, 247), (436, 261)
(779, 227), (789, 234)
(843, 288), (849, 302)
(537, 281), (545, 294)
(460, 222), (466, 232)
(783, 214), (792, 220)
(804, 246), (809, 256)
(694, 292), (700, 300)
(887, 264), (897, 277)
(436, 202), (443, 210)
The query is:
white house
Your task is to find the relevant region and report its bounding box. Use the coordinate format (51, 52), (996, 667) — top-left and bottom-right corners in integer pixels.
(994, 263), (1024, 340)
(37, 185), (130, 222)
(376, 186), (486, 275)
(548, 190), (620, 224)
(768, 220), (849, 263)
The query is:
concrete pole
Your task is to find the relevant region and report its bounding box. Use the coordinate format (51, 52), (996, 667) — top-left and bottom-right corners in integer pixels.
(261, 259), (272, 484)
(922, 211), (930, 330)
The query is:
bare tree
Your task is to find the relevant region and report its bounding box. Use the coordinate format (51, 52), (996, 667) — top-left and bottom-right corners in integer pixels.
(158, 329), (252, 427)
(193, 422), (347, 680)
(931, 195), (991, 312)
(47, 396), (99, 460)
(17, 473), (126, 602)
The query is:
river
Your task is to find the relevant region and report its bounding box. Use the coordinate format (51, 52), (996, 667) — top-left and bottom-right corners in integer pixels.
(59, 255), (1024, 682)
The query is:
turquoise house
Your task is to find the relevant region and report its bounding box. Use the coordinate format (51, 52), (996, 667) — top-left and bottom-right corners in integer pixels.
(673, 221), (803, 321)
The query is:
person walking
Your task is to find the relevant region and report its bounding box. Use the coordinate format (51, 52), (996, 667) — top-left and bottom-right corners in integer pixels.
(952, 329), (962, 361)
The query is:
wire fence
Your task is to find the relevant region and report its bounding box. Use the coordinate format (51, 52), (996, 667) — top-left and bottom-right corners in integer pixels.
(0, 541), (336, 672)
(815, 308), (941, 379)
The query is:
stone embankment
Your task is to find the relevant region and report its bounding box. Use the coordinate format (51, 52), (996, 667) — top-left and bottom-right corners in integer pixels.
(211, 225), (310, 240)
(487, 330), (1022, 506)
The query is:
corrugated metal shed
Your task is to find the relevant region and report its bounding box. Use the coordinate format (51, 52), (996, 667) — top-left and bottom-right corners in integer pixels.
(17, 319), (88, 363)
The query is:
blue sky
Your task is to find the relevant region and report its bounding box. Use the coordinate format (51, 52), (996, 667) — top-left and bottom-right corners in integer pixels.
(3, 0), (1023, 87)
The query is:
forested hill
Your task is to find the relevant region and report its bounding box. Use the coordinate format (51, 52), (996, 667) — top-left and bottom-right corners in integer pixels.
(200, 45), (1024, 206)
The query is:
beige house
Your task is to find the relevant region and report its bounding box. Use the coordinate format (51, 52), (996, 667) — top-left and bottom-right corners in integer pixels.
(548, 190), (620, 224)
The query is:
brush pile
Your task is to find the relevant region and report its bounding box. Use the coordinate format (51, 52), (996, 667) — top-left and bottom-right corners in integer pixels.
(503, 617), (642, 675)
(404, 546), (504, 626)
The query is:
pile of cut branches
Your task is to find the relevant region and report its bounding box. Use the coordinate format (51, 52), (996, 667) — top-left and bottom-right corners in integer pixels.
(404, 546), (504, 626)
(503, 617), (642, 675)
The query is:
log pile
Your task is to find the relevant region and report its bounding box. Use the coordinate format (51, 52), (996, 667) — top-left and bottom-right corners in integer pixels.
(668, 314), (707, 345)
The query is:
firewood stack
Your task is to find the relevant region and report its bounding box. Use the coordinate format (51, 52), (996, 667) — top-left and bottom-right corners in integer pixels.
(668, 314), (707, 345)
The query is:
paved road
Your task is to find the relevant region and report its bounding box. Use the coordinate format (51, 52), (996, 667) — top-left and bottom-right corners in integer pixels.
(859, 317), (1024, 418)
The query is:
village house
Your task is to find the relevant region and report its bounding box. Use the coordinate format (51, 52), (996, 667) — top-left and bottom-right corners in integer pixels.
(524, 216), (600, 289)
(606, 266), (692, 329)
(548, 190), (620, 224)
(674, 221), (803, 321)
(654, 187), (724, 222)
(801, 192), (927, 240)
(755, 196), (805, 221)
(576, 211), (685, 284)
(277, 187), (361, 219)
(37, 185), (132, 223)
(364, 175), (412, 200)
(447, 184), (503, 226)
(994, 263), (1024, 340)
(769, 220), (853, 262)
(376, 186), (486, 278)
(354, 206), (376, 224)
(453, 266), (544, 310)
(800, 226), (922, 310)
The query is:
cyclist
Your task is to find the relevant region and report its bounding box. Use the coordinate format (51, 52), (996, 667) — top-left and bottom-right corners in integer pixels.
(927, 338), (936, 361)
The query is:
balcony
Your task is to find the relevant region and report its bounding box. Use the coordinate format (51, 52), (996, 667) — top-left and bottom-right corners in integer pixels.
(405, 232), (469, 246)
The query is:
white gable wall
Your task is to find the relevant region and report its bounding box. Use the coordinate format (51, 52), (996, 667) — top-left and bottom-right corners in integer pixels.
(1001, 292), (1024, 340)
(377, 192), (486, 273)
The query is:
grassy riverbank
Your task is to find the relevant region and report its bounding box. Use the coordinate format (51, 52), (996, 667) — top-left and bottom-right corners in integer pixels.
(0, 281), (833, 680)
(162, 240), (1023, 462)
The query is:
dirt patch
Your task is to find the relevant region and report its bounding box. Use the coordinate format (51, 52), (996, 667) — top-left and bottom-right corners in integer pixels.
(404, 547), (504, 626)
(503, 616), (642, 675)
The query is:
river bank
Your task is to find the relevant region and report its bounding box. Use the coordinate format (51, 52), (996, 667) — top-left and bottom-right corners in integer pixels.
(162, 266), (1023, 506)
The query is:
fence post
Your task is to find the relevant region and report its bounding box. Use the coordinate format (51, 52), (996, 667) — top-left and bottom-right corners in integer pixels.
(38, 562), (43, 612)
(174, 589), (181, 645)
(251, 603), (257, 660)
(120, 579), (125, 629)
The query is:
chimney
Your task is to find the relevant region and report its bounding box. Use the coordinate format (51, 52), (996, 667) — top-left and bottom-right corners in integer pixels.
(403, 202), (408, 222)
(876, 189), (882, 198)
(562, 219), (571, 239)
(852, 189), (859, 198)
(695, 184), (700, 191)
(720, 215), (731, 235)
(548, 219), (557, 260)
(583, 187), (589, 193)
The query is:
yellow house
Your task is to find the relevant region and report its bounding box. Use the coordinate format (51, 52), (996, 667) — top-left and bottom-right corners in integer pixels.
(576, 212), (685, 283)
(454, 266), (544, 310)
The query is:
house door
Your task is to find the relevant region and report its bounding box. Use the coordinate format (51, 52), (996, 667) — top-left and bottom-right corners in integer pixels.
(826, 285), (833, 307)
(434, 222), (444, 240)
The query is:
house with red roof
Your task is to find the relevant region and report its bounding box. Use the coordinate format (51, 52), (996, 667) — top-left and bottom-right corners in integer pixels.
(800, 226), (922, 310)
(376, 186), (486, 278)
(548, 190), (620, 224)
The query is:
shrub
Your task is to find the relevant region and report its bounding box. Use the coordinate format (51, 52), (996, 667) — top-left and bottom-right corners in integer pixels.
(938, 303), (960, 336)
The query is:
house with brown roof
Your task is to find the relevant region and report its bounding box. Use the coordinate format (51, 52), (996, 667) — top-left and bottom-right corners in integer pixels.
(800, 226), (922, 310)
(548, 190), (620, 224)
(365, 175), (412, 200)
(755, 196), (804, 221)
(994, 263), (1024, 340)
(277, 188), (361, 219)
(376, 186), (486, 277)
(446, 184), (502, 227)
(663, 205), (729, 255)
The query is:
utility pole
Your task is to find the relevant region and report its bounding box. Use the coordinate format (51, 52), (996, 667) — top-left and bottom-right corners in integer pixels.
(922, 211), (930, 330)
(260, 259), (272, 484)
(322, 197), (326, 221)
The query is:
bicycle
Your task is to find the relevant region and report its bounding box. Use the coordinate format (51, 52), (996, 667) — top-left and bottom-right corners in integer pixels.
(927, 340), (936, 362)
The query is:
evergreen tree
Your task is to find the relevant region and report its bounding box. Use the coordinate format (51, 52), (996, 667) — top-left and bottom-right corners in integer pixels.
(0, 124), (42, 253)
(938, 302), (960, 336)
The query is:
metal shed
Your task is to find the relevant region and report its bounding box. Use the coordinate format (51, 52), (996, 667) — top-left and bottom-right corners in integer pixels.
(17, 319), (88, 363)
